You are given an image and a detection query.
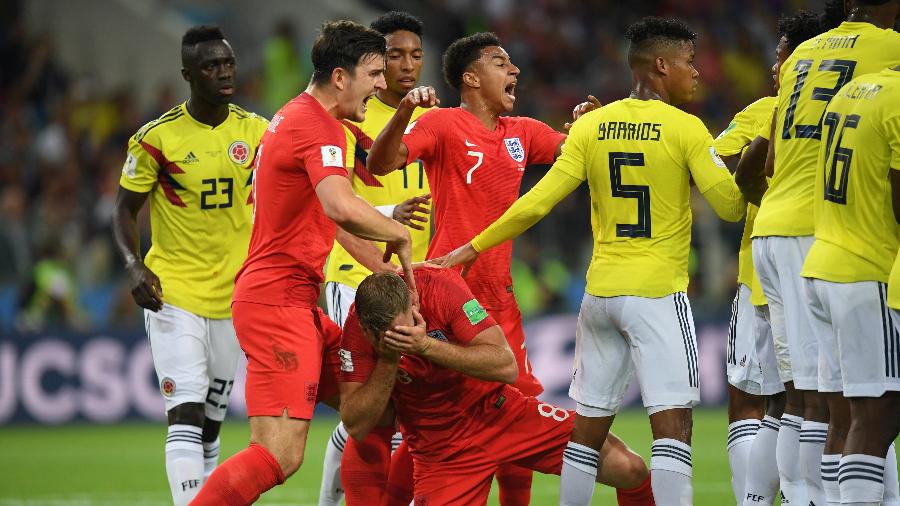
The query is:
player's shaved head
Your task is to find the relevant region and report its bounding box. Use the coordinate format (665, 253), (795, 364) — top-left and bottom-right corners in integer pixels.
(625, 17), (696, 69)
(310, 20), (387, 85)
(442, 32), (501, 90)
(356, 272), (411, 336)
(371, 11), (423, 37)
(181, 25), (226, 67)
(778, 10), (823, 51)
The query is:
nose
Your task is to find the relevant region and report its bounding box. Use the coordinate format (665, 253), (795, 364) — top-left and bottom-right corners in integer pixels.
(401, 54), (414, 72)
(218, 63), (234, 80)
(375, 72), (387, 91)
(510, 62), (520, 76)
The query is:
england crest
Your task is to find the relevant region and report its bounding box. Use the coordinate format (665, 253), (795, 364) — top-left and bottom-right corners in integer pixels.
(504, 137), (525, 163)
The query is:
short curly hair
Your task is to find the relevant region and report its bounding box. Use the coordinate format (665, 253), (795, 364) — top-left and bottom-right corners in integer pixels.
(181, 25), (226, 67)
(625, 17), (697, 65)
(371, 11), (424, 37)
(442, 32), (501, 90)
(778, 10), (823, 51)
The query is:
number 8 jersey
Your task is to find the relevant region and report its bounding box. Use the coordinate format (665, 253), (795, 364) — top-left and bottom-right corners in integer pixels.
(120, 102), (268, 318)
(754, 21), (900, 239)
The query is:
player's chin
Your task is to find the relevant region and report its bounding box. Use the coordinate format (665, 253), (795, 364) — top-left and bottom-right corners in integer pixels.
(350, 107), (367, 122)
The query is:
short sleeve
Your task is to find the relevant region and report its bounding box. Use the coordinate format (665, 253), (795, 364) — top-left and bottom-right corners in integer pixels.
(293, 119), (349, 187)
(550, 112), (591, 181)
(522, 117), (566, 165)
(119, 130), (161, 193)
(756, 107), (776, 141)
(339, 309), (377, 383)
(683, 115), (733, 193)
(425, 270), (498, 345)
(402, 109), (440, 165)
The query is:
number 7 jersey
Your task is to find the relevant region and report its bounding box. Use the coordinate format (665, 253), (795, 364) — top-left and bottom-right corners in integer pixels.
(754, 21), (900, 238)
(120, 102), (268, 318)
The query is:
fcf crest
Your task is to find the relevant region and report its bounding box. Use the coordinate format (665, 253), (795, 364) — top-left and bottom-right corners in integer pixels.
(229, 140), (250, 164)
(504, 137), (524, 163)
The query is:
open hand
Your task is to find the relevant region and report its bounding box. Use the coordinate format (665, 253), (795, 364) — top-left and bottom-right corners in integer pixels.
(393, 194), (430, 230)
(428, 242), (479, 278)
(564, 95), (602, 130)
(383, 307), (429, 355)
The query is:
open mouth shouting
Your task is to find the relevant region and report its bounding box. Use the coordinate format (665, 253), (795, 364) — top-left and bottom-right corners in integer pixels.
(504, 80), (516, 102)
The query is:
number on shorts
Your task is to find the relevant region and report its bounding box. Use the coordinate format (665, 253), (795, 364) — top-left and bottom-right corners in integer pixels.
(206, 378), (235, 409)
(396, 368), (413, 385)
(537, 402), (570, 422)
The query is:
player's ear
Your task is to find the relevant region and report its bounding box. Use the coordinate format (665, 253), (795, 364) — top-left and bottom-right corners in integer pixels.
(180, 67), (191, 83)
(462, 69), (480, 89)
(332, 67), (348, 91)
(655, 56), (668, 76)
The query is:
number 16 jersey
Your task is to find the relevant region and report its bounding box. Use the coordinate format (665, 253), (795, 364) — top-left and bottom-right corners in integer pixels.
(555, 98), (738, 298)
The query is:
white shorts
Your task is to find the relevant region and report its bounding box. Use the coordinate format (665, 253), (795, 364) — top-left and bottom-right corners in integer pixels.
(752, 235), (818, 390)
(727, 285), (762, 393)
(805, 279), (900, 397)
(569, 292), (700, 414)
(325, 281), (356, 328)
(727, 285), (784, 396)
(145, 304), (242, 420)
(754, 305), (786, 396)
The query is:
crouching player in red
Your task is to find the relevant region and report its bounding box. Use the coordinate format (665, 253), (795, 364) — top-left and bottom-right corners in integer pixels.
(338, 268), (655, 506)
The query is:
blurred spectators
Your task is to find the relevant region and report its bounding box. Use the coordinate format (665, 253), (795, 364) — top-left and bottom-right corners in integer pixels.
(0, 0), (823, 332)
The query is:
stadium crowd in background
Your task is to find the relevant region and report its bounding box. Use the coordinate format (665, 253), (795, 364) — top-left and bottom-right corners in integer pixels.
(0, 0), (825, 334)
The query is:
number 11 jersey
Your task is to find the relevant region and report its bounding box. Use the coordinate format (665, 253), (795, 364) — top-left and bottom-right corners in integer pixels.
(555, 98), (738, 298)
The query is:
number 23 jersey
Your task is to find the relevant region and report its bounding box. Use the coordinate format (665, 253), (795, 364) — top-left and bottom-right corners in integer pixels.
(120, 103), (267, 318)
(402, 108), (565, 309)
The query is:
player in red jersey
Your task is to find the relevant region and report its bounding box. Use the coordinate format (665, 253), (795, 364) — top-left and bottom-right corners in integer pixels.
(338, 269), (655, 506)
(365, 32), (578, 502)
(191, 21), (416, 506)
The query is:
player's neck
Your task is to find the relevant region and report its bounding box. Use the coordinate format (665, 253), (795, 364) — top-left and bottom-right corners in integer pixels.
(186, 97), (229, 127)
(846, 8), (895, 29)
(307, 84), (343, 119)
(460, 97), (500, 131)
(629, 79), (670, 105)
(376, 89), (404, 109)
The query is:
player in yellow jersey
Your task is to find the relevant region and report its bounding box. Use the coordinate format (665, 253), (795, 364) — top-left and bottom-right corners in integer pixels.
(752, 1), (900, 503)
(317, 12), (431, 506)
(801, 66), (900, 504)
(111, 26), (267, 506)
(436, 17), (750, 505)
(713, 11), (824, 506)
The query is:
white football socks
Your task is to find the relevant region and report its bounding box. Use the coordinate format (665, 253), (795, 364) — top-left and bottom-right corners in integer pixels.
(743, 416), (781, 506)
(651, 438), (693, 506)
(165, 424), (204, 506)
(559, 441), (599, 506)
(728, 419), (760, 504)
(318, 422), (348, 506)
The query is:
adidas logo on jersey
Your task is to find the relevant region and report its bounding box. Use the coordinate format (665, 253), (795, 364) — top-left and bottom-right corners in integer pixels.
(181, 151), (199, 164)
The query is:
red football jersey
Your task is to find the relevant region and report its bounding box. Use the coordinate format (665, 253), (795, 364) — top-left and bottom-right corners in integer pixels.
(233, 93), (349, 307)
(402, 108), (565, 309)
(340, 267), (500, 460)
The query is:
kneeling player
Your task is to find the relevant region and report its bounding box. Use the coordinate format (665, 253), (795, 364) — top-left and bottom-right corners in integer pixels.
(339, 268), (655, 506)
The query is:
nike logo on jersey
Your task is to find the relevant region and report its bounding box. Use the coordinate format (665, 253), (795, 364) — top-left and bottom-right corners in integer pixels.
(464, 139), (478, 147)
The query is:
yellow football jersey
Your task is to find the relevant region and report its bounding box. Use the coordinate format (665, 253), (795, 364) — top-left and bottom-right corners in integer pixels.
(324, 96), (431, 289)
(715, 96), (775, 306)
(555, 98), (740, 298)
(802, 69), (900, 285)
(754, 22), (900, 238)
(119, 102), (267, 318)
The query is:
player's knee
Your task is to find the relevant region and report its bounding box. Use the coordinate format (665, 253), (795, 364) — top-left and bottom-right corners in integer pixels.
(272, 446), (305, 478)
(622, 451), (650, 488)
(167, 402), (206, 426)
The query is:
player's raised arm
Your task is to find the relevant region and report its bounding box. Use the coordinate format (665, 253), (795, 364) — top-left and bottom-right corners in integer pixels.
(367, 86), (438, 175)
(383, 307), (518, 383)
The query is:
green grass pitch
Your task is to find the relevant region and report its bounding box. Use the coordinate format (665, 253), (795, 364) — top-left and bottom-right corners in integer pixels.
(0, 408), (745, 505)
